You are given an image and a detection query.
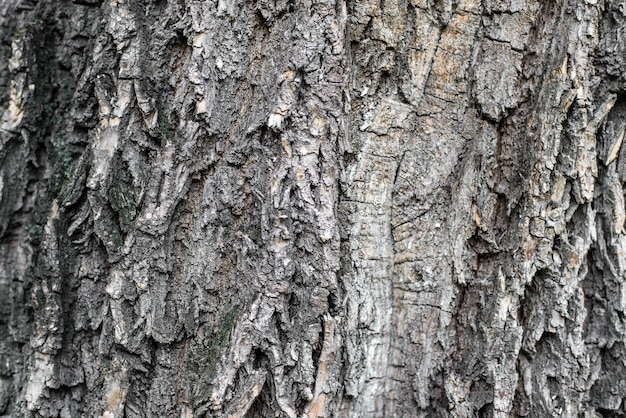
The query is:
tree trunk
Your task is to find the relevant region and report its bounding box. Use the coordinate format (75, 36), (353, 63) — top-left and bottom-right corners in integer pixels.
(1, 0), (625, 416)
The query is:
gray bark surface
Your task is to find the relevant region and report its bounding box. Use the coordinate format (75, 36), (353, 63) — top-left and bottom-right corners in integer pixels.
(1, 0), (626, 416)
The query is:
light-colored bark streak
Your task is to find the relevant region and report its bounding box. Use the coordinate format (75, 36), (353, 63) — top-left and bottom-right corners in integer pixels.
(393, 1), (482, 410)
(341, 0), (485, 414)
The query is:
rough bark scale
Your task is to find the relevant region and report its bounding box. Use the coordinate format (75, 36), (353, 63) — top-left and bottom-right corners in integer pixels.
(1, 0), (626, 416)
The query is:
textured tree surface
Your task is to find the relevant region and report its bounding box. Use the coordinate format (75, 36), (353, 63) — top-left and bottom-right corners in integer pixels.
(2, 0), (626, 416)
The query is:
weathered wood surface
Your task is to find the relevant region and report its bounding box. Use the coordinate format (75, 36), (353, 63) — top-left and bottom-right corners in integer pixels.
(1, 0), (626, 416)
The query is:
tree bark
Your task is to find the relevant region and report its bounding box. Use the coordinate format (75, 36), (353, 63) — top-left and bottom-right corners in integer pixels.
(1, 0), (626, 416)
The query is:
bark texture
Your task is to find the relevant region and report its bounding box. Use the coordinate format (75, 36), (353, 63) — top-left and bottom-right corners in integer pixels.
(1, 0), (626, 416)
